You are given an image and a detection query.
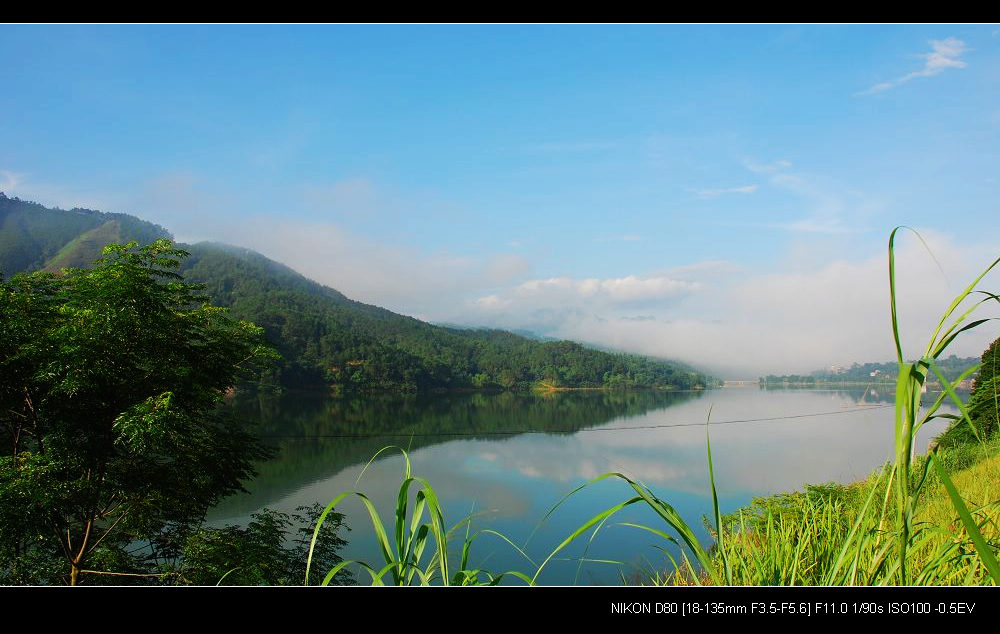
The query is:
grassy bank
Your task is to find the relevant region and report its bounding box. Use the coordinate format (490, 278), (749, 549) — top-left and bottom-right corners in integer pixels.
(682, 434), (999, 586)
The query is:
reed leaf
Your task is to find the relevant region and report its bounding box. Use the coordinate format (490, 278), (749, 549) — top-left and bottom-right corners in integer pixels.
(931, 452), (1000, 583)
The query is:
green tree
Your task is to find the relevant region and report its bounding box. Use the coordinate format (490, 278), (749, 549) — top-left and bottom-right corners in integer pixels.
(171, 504), (353, 586)
(969, 336), (1000, 439)
(0, 240), (277, 585)
(936, 336), (1000, 448)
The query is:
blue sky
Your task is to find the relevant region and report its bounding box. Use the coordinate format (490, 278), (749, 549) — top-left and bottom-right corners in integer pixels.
(2, 24), (998, 376)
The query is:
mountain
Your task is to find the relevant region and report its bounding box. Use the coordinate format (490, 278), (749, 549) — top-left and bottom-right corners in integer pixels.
(0, 193), (715, 392)
(0, 192), (170, 273)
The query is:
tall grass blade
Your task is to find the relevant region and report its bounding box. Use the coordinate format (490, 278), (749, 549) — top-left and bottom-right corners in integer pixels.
(888, 226), (906, 363)
(918, 363), (980, 430)
(413, 475), (450, 584)
(930, 452), (1000, 583)
(926, 261), (1000, 358)
(305, 490), (352, 585)
(929, 361), (983, 443)
(821, 469), (885, 585)
(706, 411), (732, 585)
(530, 494), (643, 584)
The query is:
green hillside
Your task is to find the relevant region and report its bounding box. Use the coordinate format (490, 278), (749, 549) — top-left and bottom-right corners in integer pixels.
(180, 242), (713, 391)
(0, 194), (715, 393)
(0, 192), (170, 275)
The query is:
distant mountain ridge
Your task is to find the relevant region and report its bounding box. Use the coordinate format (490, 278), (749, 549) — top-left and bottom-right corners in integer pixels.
(0, 192), (715, 392)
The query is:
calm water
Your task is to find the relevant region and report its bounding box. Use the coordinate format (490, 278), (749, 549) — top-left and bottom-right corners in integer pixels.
(207, 386), (955, 585)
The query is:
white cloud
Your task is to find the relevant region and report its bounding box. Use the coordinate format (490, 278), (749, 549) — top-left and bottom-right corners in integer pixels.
(485, 254), (532, 284)
(770, 215), (857, 234)
(744, 159), (792, 174)
(0, 169), (24, 191)
(215, 216), (539, 320)
(662, 260), (742, 278)
(860, 37), (968, 95)
(462, 232), (1000, 378)
(466, 274), (704, 339)
(512, 275), (700, 304)
(476, 295), (511, 310)
(694, 184), (758, 199)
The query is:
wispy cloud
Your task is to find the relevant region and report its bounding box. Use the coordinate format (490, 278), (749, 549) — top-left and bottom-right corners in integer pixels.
(719, 215), (863, 235)
(0, 169), (24, 191)
(475, 295), (511, 310)
(517, 275), (699, 303)
(739, 160), (879, 236)
(770, 216), (858, 234)
(662, 260), (742, 279)
(694, 184), (758, 199)
(744, 159), (792, 174)
(593, 234), (643, 243)
(859, 37), (968, 95)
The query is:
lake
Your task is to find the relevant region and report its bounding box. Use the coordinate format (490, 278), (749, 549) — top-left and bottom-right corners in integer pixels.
(207, 386), (956, 585)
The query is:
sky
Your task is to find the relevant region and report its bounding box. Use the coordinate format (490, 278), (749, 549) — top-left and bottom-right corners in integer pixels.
(2, 24), (999, 377)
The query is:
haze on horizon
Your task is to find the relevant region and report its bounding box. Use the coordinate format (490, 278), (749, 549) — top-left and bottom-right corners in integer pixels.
(2, 24), (998, 378)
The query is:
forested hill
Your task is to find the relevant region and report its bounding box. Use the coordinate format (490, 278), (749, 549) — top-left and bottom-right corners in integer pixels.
(0, 193), (714, 392)
(0, 192), (170, 273)
(180, 242), (713, 391)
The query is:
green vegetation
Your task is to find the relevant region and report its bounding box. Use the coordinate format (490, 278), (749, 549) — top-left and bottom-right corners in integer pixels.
(174, 504), (352, 586)
(935, 336), (1000, 448)
(760, 355), (978, 388)
(0, 240), (281, 584)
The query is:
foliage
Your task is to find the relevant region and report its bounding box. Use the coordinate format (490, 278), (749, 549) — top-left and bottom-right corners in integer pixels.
(965, 337), (1000, 441)
(170, 505), (352, 586)
(0, 240), (277, 585)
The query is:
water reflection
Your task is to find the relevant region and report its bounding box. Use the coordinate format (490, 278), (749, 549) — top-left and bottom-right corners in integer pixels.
(209, 387), (956, 584)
